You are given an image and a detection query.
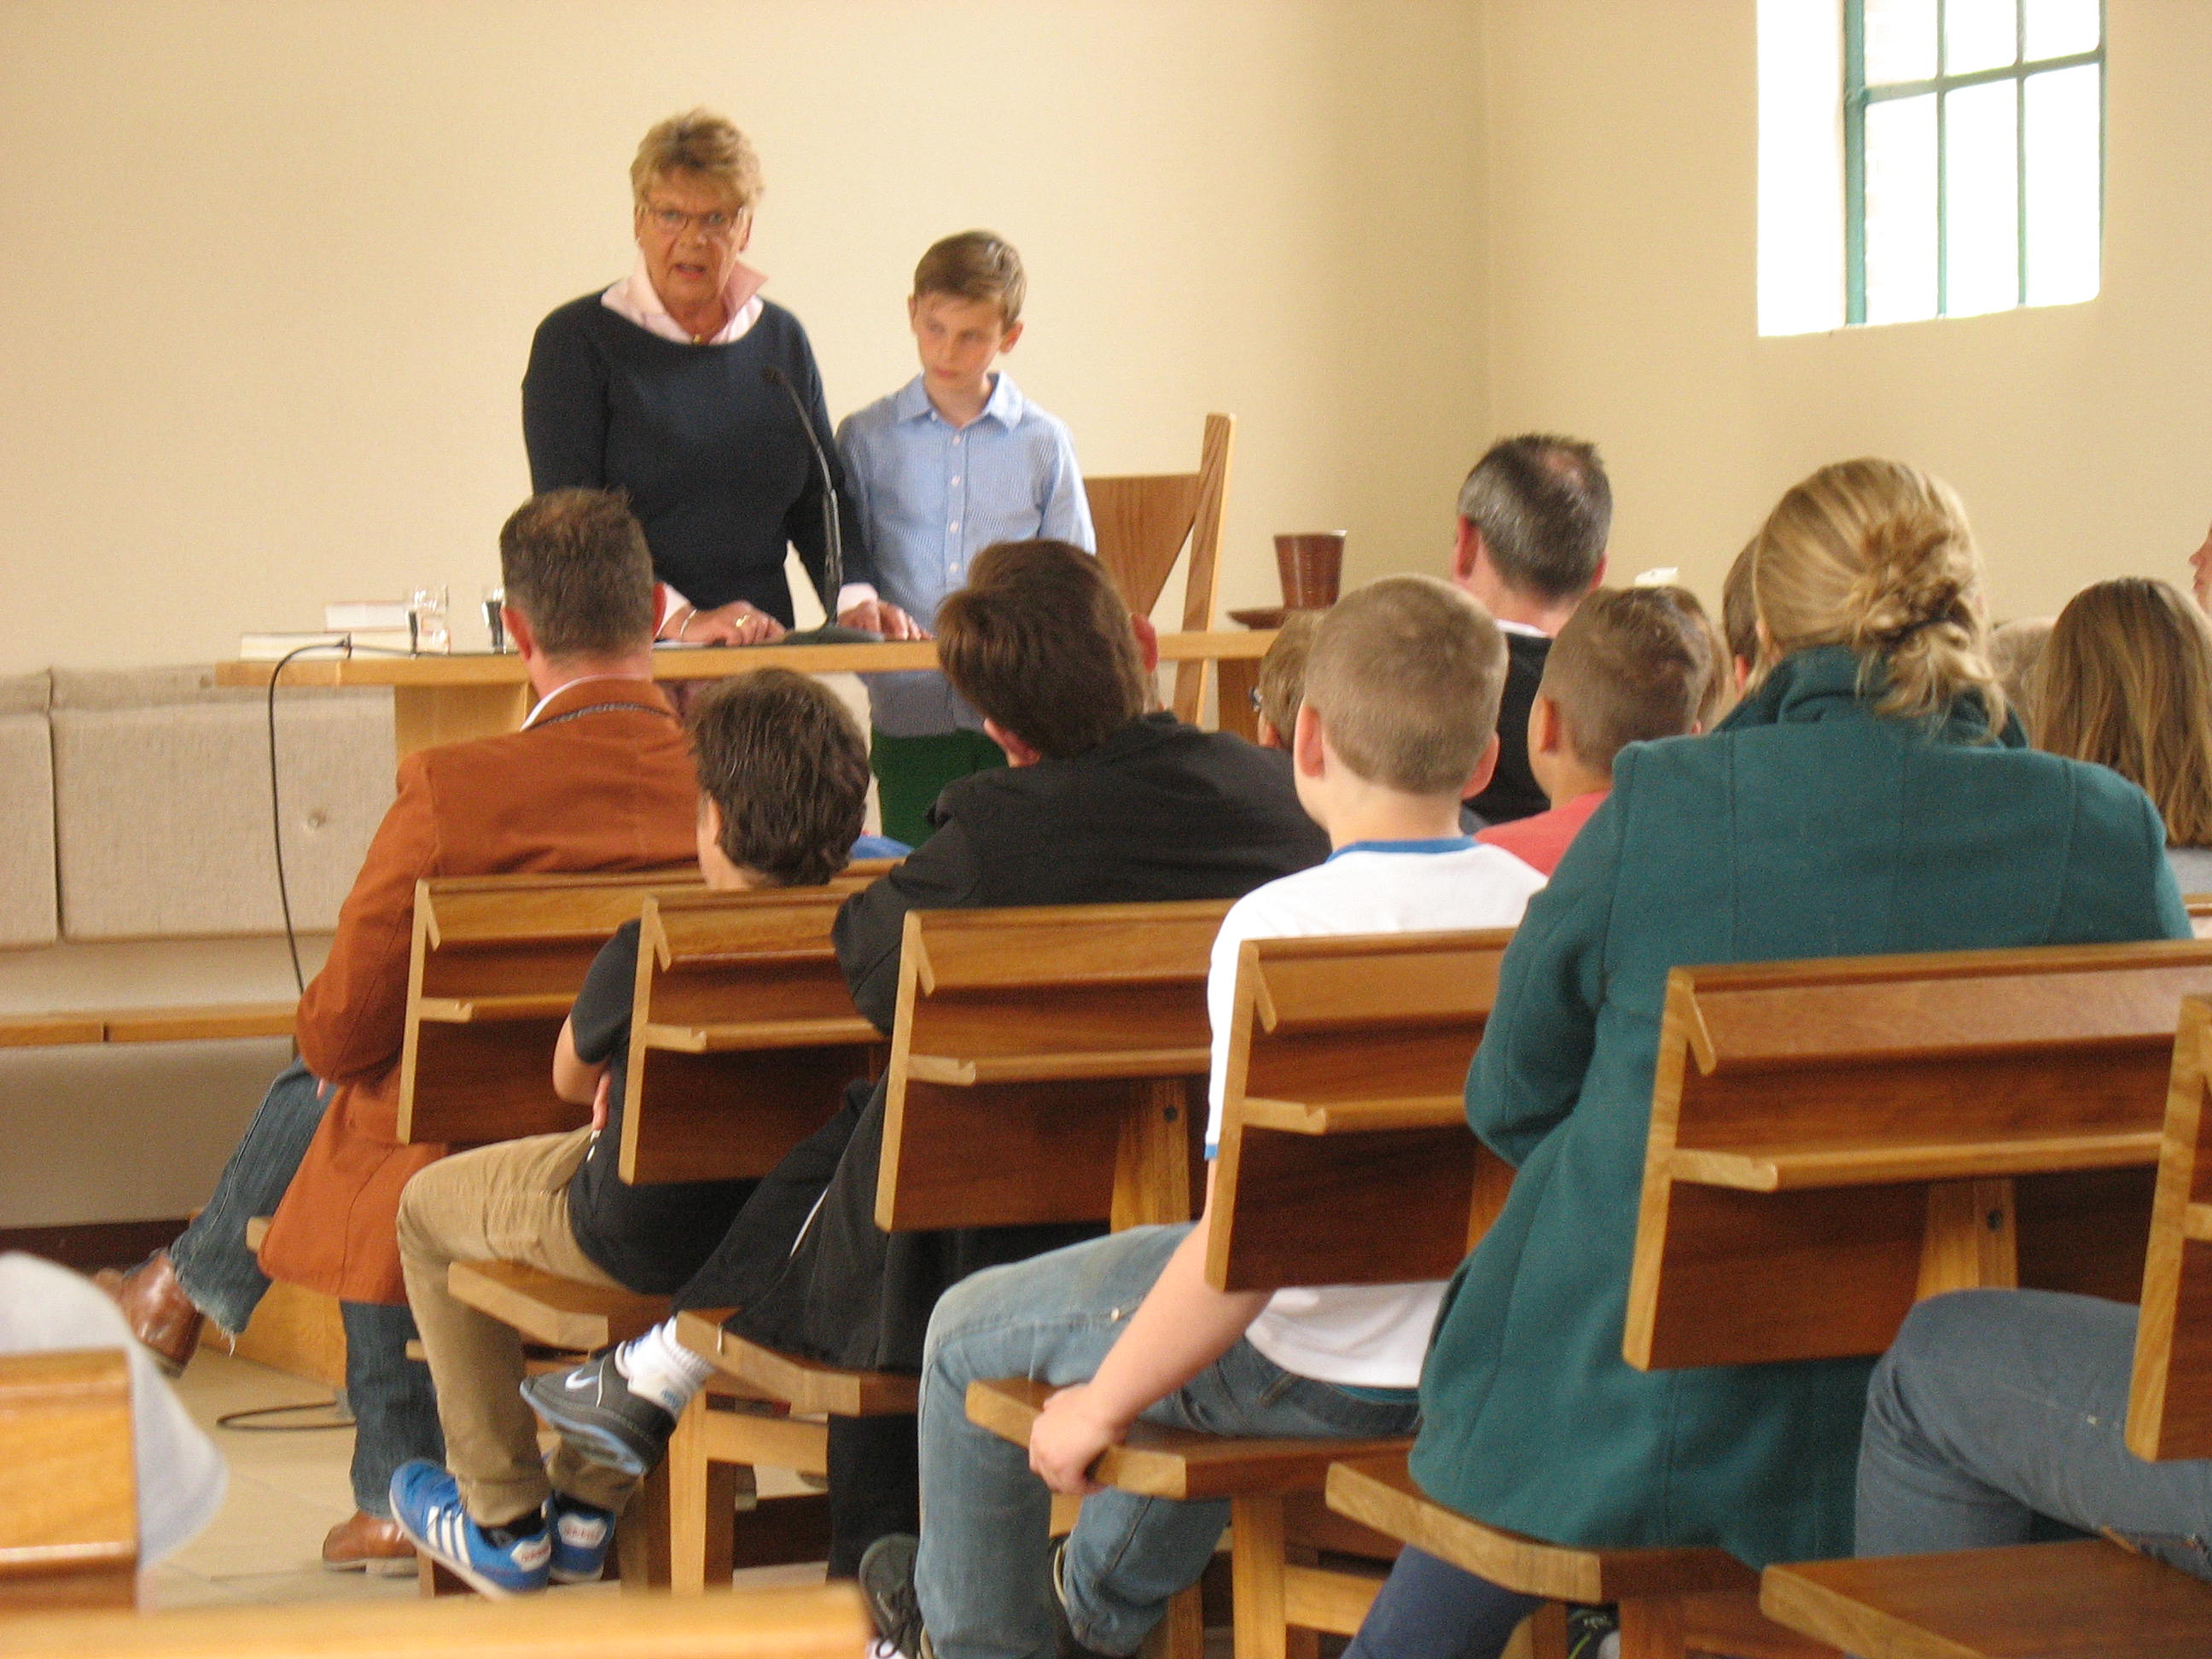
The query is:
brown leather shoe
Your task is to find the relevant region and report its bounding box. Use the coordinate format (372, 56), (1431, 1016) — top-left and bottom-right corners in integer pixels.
(322, 1510), (419, 1575)
(94, 1252), (205, 1377)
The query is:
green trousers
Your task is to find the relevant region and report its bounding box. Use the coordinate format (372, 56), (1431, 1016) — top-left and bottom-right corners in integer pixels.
(870, 728), (1007, 848)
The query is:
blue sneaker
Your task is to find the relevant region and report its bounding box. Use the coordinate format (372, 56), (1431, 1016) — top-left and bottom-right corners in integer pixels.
(388, 1460), (550, 1598)
(547, 1493), (615, 1585)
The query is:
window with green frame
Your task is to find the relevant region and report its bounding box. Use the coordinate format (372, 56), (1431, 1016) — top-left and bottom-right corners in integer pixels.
(1845, 0), (2104, 326)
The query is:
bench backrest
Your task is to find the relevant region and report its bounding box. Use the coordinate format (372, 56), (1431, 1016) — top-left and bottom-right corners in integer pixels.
(620, 888), (885, 1185)
(1626, 940), (2212, 1371)
(0, 1349), (135, 1613)
(397, 862), (891, 1144)
(2129, 993), (2212, 1458)
(1208, 929), (1516, 1292)
(876, 900), (1232, 1233)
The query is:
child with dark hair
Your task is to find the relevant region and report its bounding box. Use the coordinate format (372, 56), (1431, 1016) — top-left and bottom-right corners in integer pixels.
(1479, 586), (1718, 876)
(387, 669), (877, 1597)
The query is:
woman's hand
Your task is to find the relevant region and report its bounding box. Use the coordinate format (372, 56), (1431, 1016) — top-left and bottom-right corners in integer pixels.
(680, 602), (787, 646)
(1027, 1383), (1126, 1496)
(839, 599), (929, 640)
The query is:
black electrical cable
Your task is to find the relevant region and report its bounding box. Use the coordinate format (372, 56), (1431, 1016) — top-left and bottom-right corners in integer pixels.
(215, 1399), (354, 1433)
(265, 640), (416, 994)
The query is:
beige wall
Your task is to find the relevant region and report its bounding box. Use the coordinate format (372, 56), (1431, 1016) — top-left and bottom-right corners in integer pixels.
(0, 0), (1486, 675)
(1475, 0), (2212, 622)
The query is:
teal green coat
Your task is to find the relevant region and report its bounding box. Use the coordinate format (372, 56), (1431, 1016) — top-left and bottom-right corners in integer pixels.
(1412, 646), (2190, 1568)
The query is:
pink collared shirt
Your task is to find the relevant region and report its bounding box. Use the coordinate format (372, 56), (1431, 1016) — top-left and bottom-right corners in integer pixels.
(601, 253), (767, 346)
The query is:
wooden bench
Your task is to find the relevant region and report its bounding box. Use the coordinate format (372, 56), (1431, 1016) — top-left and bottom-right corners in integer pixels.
(0, 1005), (297, 1048)
(670, 899), (1231, 1615)
(1625, 940), (2212, 1372)
(1755, 988), (2212, 1658)
(0, 1349), (136, 1614)
(0, 1580), (871, 1657)
(439, 882), (890, 1593)
(973, 928), (1516, 1659)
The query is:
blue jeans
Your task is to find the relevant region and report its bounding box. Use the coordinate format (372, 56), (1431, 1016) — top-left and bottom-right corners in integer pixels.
(1342, 1548), (1541, 1659)
(169, 1059), (329, 1336)
(1857, 1289), (2212, 1579)
(916, 1224), (1423, 1659)
(166, 1057), (442, 1518)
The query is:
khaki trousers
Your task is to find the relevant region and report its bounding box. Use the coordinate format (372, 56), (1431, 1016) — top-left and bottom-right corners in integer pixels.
(396, 1128), (636, 1524)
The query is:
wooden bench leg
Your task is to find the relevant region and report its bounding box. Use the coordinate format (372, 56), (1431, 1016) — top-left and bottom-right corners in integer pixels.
(1619, 1593), (1687, 1659)
(1506, 1602), (1570, 1659)
(1141, 1583), (1207, 1659)
(1230, 1493), (1289, 1659)
(668, 1393), (740, 1593)
(417, 1554), (469, 1598)
(615, 1458), (673, 1591)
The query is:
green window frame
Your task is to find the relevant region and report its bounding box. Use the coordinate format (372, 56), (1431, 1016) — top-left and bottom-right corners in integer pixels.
(1843, 0), (2105, 324)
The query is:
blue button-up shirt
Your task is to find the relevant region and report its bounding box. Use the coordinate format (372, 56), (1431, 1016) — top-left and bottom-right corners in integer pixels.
(836, 372), (1095, 736)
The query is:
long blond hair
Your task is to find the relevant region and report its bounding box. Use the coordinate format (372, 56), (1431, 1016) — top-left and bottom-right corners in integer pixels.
(1749, 458), (2005, 737)
(2036, 578), (2212, 848)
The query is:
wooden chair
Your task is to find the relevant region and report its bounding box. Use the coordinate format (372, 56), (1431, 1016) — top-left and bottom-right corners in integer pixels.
(971, 928), (1517, 1659)
(2186, 894), (2212, 940)
(1755, 992), (2212, 1659)
(1625, 940), (2212, 1373)
(441, 884), (891, 1593)
(0, 1580), (871, 1657)
(1088, 413), (1234, 725)
(670, 900), (1230, 1629)
(0, 1350), (136, 1614)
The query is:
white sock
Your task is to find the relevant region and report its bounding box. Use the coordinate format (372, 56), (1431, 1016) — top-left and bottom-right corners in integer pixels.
(612, 1320), (713, 1416)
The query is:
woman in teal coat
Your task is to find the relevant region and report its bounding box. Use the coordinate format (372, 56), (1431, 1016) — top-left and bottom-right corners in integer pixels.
(1345, 459), (2190, 1659)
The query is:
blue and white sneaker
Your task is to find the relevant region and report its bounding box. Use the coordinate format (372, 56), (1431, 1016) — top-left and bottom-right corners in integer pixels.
(546, 1492), (615, 1585)
(388, 1460), (550, 1598)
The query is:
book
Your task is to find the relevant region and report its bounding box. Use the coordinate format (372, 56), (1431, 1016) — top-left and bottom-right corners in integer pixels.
(324, 601), (412, 631)
(239, 629), (418, 661)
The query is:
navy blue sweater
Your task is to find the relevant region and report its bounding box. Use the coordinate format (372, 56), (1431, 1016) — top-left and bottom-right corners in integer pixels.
(521, 294), (873, 625)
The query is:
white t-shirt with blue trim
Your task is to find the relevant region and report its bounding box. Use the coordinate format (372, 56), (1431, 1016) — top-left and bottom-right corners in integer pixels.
(1204, 838), (1545, 1389)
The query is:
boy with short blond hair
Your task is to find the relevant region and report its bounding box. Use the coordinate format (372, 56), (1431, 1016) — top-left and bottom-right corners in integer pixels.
(840, 231), (1095, 846)
(858, 575), (1547, 1659)
(1480, 585), (1718, 876)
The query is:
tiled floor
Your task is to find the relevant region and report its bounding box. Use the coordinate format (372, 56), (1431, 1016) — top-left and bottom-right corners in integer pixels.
(151, 1350), (826, 1610)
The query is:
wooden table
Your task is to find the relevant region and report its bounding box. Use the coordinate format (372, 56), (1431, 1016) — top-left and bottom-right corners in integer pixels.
(217, 632), (1275, 756)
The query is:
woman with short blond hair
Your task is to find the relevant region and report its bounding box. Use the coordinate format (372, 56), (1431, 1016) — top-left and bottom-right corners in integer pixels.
(2034, 577), (2212, 892)
(1346, 459), (2188, 1659)
(523, 111), (917, 645)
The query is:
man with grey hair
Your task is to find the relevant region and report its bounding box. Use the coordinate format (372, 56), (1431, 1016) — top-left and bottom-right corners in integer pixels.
(1447, 434), (1612, 824)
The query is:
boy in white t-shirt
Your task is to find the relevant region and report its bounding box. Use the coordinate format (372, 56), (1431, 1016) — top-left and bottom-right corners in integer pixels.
(859, 576), (1545, 1659)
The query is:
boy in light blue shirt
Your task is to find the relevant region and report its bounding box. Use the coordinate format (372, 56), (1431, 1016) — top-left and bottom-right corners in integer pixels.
(838, 231), (1095, 846)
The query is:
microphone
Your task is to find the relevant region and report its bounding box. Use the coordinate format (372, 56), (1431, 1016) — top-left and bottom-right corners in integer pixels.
(761, 364), (844, 608)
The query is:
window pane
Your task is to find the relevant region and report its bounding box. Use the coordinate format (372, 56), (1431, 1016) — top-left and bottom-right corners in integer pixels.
(1862, 0), (1936, 84)
(1864, 92), (1938, 323)
(2024, 0), (2101, 61)
(1945, 0), (2019, 74)
(2025, 63), (2102, 305)
(1945, 77), (2021, 316)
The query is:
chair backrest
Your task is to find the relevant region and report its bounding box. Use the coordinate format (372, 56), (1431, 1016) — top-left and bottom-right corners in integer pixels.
(1626, 940), (2212, 1372)
(876, 899), (1231, 1233)
(1086, 413), (1235, 725)
(397, 862), (891, 1144)
(620, 888), (885, 1185)
(1208, 930), (1517, 1293)
(0, 1348), (136, 1613)
(2189, 894), (2212, 939)
(2128, 993), (2212, 1459)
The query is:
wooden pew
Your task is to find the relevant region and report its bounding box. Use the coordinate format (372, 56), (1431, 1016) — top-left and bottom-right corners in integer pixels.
(1, 1580), (870, 1657)
(0, 1349), (136, 1614)
(1326, 942), (2212, 1659)
(1625, 940), (2212, 1372)
(969, 928), (1515, 1659)
(670, 899), (1230, 1620)
(442, 883), (890, 1593)
(1756, 991), (2212, 1659)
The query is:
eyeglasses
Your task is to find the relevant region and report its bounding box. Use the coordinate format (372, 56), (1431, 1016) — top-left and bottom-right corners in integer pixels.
(642, 204), (745, 240)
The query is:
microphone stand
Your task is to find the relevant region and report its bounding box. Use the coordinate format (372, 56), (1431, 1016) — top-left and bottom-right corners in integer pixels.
(761, 364), (844, 608)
